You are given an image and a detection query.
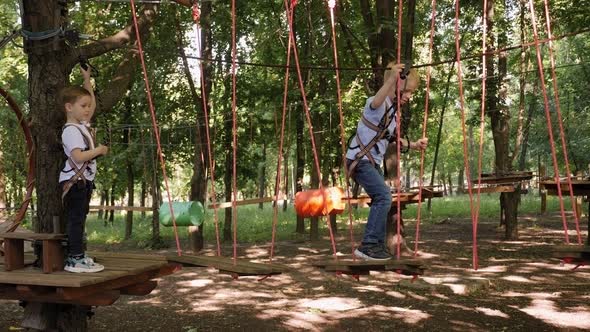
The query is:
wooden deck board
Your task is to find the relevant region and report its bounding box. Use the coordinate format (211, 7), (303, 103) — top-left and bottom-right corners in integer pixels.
(313, 257), (427, 275)
(166, 254), (287, 276)
(552, 245), (590, 260)
(0, 255), (168, 288)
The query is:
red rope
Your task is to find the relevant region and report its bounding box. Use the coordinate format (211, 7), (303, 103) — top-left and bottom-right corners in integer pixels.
(413, 0), (437, 256)
(283, 0), (338, 257)
(269, 6), (294, 263)
(327, 0), (356, 259)
(129, 0), (182, 255)
(191, 3), (222, 256)
(454, 0), (478, 270)
(231, 0), (239, 263)
(541, 0), (582, 244)
(283, 0), (323, 187)
(0, 88), (35, 231)
(527, 0), (570, 244)
(471, 0), (489, 262)
(394, 0), (404, 260)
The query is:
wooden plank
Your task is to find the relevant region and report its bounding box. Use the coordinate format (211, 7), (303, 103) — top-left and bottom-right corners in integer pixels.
(4, 238), (24, 271)
(89, 205), (153, 212)
(471, 185), (516, 193)
(166, 254), (286, 276)
(42, 239), (64, 273)
(56, 269), (157, 300)
(0, 286), (121, 306)
(207, 197), (281, 209)
(541, 180), (590, 196)
(314, 257), (427, 276)
(313, 257), (425, 268)
(88, 251), (167, 261)
(0, 232), (65, 240)
(477, 172), (534, 184)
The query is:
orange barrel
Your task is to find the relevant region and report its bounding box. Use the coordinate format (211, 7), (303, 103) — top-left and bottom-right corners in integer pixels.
(294, 187), (345, 217)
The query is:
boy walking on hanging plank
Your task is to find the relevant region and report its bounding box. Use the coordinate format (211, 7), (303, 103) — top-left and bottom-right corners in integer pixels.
(346, 61), (428, 260)
(58, 65), (108, 273)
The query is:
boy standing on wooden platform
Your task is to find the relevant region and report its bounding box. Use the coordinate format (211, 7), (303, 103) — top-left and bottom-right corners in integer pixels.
(346, 61), (428, 260)
(58, 66), (108, 273)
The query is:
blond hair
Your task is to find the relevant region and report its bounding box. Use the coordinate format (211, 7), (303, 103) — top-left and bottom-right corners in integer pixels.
(58, 86), (91, 111)
(384, 61), (420, 90)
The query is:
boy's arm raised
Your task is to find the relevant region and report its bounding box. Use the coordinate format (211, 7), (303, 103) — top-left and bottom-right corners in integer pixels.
(81, 66), (96, 115)
(370, 63), (404, 109)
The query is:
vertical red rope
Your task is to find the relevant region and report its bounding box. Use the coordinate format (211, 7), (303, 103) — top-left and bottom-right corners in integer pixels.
(527, 0), (570, 244)
(283, 0), (338, 257)
(192, 6), (222, 256)
(327, 0), (354, 259)
(472, 0), (489, 260)
(454, 0), (478, 269)
(231, 0), (239, 263)
(269, 7), (294, 263)
(413, 0), (437, 256)
(541, 0), (582, 244)
(129, 0), (182, 256)
(282, 0), (323, 187)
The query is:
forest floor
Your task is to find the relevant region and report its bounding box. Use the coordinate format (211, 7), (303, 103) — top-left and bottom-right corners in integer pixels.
(1, 211), (589, 331)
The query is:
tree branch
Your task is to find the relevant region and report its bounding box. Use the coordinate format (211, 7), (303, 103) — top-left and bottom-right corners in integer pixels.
(76, 5), (157, 61)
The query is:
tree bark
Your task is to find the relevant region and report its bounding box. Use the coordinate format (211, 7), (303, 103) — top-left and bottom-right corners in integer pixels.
(0, 149), (6, 218)
(174, 4), (212, 252)
(21, 1), (158, 234)
(258, 143), (267, 210)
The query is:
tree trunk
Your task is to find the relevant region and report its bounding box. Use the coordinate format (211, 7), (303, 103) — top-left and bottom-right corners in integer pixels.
(22, 302), (90, 331)
(149, 128), (162, 245)
(486, 0), (519, 239)
(428, 62), (455, 210)
(98, 190), (106, 221)
(21, 1), (157, 234)
(108, 183), (115, 224)
(258, 143), (267, 210)
(175, 3), (212, 252)
(447, 172), (453, 196)
(457, 168), (464, 194)
(0, 149), (6, 218)
(123, 96), (134, 240)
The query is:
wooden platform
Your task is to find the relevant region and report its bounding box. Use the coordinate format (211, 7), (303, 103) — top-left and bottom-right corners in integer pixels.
(166, 254), (287, 277)
(0, 252), (179, 306)
(477, 171), (534, 184)
(345, 188), (444, 207)
(540, 180), (590, 196)
(552, 245), (590, 263)
(313, 257), (426, 276)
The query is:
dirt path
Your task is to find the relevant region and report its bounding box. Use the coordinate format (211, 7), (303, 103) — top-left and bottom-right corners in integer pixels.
(1, 212), (589, 331)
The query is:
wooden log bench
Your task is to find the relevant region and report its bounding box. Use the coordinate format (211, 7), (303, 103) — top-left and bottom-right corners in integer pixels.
(0, 232), (66, 273)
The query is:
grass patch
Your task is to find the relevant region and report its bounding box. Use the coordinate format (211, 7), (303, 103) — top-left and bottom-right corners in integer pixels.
(35, 193), (585, 248)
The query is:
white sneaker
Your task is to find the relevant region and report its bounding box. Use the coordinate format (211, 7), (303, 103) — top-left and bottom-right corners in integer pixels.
(64, 256), (104, 273)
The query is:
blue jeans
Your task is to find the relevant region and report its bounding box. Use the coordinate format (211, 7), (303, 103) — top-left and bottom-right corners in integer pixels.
(348, 159), (392, 245)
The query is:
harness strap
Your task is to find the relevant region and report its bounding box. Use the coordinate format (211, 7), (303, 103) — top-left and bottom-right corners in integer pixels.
(348, 102), (397, 176)
(61, 124), (95, 201)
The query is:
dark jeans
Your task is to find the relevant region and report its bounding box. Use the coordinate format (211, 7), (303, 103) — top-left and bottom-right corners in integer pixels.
(61, 180), (93, 257)
(348, 159), (392, 245)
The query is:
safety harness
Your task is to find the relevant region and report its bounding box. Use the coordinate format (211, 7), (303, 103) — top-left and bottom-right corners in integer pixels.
(61, 123), (96, 201)
(347, 100), (397, 176)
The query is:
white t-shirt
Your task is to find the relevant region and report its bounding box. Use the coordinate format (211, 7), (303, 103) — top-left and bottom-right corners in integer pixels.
(59, 123), (97, 183)
(346, 96), (397, 165)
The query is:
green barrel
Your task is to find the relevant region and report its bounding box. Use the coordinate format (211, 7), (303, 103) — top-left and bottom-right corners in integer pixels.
(159, 201), (205, 227)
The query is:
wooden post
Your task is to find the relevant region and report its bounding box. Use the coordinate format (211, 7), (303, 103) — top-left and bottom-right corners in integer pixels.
(540, 163), (547, 214)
